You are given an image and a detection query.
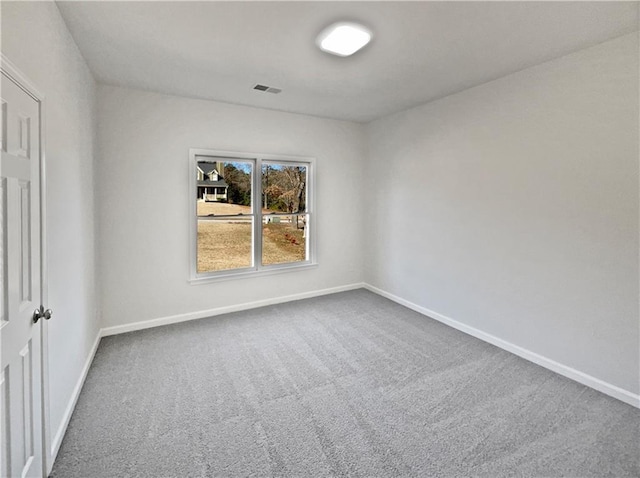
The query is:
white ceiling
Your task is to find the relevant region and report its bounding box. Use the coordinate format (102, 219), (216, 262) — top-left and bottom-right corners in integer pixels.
(56, 1), (638, 123)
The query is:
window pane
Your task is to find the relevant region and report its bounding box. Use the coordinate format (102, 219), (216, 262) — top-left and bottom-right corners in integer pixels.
(261, 163), (307, 213)
(197, 217), (253, 273)
(197, 160), (252, 208)
(196, 158), (253, 274)
(262, 214), (308, 266)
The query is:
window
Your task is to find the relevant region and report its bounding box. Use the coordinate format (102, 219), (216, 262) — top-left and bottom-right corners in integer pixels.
(190, 149), (315, 281)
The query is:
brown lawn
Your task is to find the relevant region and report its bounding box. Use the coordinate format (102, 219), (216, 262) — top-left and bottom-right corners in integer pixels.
(197, 202), (271, 216)
(197, 212), (306, 272)
(263, 222), (306, 265)
(197, 221), (252, 272)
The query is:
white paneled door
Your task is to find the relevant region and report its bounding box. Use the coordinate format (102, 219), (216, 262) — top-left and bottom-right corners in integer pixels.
(0, 64), (45, 477)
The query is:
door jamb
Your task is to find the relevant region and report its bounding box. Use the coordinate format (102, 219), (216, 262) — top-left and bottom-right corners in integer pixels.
(0, 53), (50, 477)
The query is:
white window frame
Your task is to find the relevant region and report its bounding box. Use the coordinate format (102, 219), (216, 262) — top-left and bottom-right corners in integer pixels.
(189, 148), (317, 283)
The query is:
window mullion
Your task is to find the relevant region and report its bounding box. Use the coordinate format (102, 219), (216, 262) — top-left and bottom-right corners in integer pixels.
(254, 157), (262, 270)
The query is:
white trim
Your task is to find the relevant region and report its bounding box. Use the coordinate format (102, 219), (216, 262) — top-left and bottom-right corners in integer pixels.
(0, 54), (44, 101)
(38, 84), (51, 478)
(50, 331), (101, 464)
(189, 148), (316, 282)
(48, 283), (362, 468)
(363, 283), (640, 409)
(101, 282), (364, 337)
(189, 262), (318, 285)
(43, 281), (639, 474)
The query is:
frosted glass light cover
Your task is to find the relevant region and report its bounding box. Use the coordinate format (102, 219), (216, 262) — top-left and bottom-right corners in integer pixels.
(317, 22), (372, 57)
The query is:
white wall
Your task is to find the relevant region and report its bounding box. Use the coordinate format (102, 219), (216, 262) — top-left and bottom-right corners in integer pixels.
(365, 33), (639, 396)
(97, 85), (366, 329)
(0, 0), (99, 462)
(1, 5), (636, 472)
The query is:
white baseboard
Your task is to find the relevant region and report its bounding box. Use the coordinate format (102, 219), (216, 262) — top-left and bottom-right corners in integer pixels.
(100, 282), (366, 337)
(47, 283), (364, 471)
(363, 283), (640, 409)
(50, 330), (102, 465)
(50, 280), (637, 473)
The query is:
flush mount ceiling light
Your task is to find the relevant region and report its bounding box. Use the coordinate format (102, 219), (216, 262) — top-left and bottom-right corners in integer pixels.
(316, 22), (372, 57)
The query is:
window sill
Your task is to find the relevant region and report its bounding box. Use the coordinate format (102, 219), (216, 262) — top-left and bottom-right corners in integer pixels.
(189, 262), (318, 285)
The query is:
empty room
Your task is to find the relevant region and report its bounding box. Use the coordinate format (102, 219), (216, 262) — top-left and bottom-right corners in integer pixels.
(1, 1), (638, 477)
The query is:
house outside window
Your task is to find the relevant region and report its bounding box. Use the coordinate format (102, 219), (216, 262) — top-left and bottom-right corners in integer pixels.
(189, 149), (316, 281)
(197, 161), (228, 202)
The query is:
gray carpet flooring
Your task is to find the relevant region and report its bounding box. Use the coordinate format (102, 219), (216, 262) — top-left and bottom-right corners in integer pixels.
(51, 289), (639, 477)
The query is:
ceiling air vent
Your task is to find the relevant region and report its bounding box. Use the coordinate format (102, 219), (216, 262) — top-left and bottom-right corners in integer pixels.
(253, 84), (282, 94)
